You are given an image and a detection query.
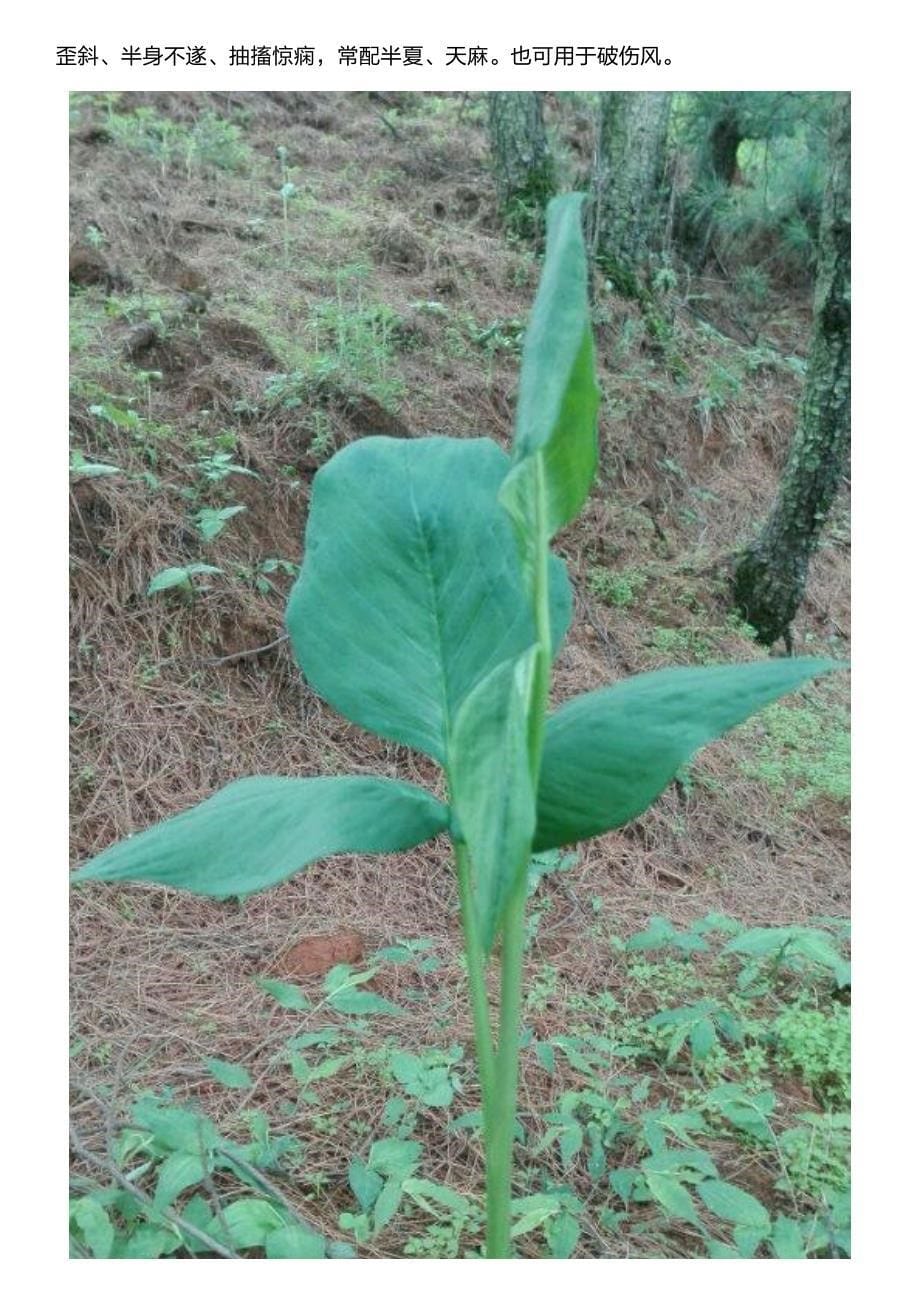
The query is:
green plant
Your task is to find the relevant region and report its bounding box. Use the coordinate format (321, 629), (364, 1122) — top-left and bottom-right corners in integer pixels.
(70, 1095), (342, 1258)
(195, 451), (258, 485)
(194, 504), (247, 542)
(741, 699), (850, 808)
(106, 106), (249, 176)
(587, 565), (648, 609)
(147, 564), (222, 596)
(73, 195), (844, 1258)
(771, 1005), (850, 1106)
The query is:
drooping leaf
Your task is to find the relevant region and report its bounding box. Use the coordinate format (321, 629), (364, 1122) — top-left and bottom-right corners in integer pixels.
(500, 192), (599, 572)
(534, 659), (844, 850)
(72, 775), (449, 896)
(448, 647), (537, 950)
(285, 435), (571, 763)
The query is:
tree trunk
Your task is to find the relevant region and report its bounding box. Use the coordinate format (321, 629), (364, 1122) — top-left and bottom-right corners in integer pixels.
(591, 92), (673, 297)
(487, 93), (555, 238)
(701, 107), (742, 185)
(733, 93), (850, 648)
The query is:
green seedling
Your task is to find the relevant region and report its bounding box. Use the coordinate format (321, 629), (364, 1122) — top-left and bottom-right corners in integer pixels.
(73, 195), (845, 1259)
(146, 564), (222, 596)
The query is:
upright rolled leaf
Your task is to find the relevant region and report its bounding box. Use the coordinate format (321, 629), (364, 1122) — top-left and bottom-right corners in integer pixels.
(72, 776), (449, 896)
(286, 436), (571, 763)
(500, 193), (600, 570)
(534, 659), (844, 850)
(448, 647), (538, 951)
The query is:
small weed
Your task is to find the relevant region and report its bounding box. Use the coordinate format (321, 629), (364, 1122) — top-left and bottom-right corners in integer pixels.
(106, 106), (250, 175)
(649, 625), (716, 664)
(195, 451), (258, 485)
(740, 700), (850, 808)
(771, 1005), (850, 1106)
(588, 566), (648, 609)
(194, 504), (247, 542)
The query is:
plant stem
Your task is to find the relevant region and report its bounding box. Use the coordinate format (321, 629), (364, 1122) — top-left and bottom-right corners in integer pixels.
(455, 841), (495, 1109)
(484, 453), (554, 1259)
(485, 868), (529, 1258)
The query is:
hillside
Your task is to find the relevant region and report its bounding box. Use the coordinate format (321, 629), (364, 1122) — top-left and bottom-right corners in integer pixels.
(69, 91), (850, 1260)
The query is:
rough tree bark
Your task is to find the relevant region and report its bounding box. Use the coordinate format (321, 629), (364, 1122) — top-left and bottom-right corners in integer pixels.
(733, 93), (850, 649)
(487, 93), (555, 238)
(591, 92), (673, 298)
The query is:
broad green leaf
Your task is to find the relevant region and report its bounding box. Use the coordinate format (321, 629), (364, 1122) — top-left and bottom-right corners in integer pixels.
(257, 979), (311, 1011)
(114, 1226), (178, 1258)
(449, 647), (537, 950)
(643, 1147), (717, 1179)
(372, 1176), (405, 1233)
(73, 775), (448, 896)
(643, 1171), (699, 1224)
(559, 1120), (584, 1166)
(338, 1210), (371, 1244)
(535, 1041), (556, 1074)
(70, 450), (121, 478)
(71, 1196), (115, 1258)
(690, 1018), (718, 1061)
(153, 1150), (209, 1210)
(609, 1169), (640, 1202)
(147, 563), (221, 594)
(390, 1051), (457, 1106)
(206, 1198), (284, 1250)
(724, 925), (844, 972)
(195, 504), (246, 541)
(546, 1210), (581, 1259)
(330, 988), (404, 1017)
(402, 1178), (469, 1216)
(697, 1180), (771, 1230)
(511, 1193), (561, 1237)
(500, 193), (599, 568)
(534, 659), (843, 850)
(734, 1225), (768, 1256)
(349, 1158), (384, 1213)
(367, 1138), (421, 1178)
(203, 1057), (253, 1089)
(285, 436), (571, 763)
(264, 1224), (326, 1258)
(706, 1085), (775, 1144)
(130, 1099), (219, 1154)
(289, 1051), (351, 1085)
